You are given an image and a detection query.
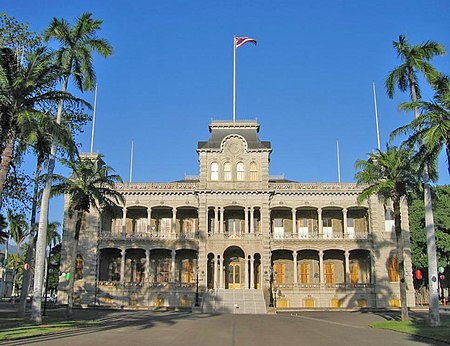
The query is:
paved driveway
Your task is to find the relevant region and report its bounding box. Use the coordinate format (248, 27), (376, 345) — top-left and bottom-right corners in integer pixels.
(1, 310), (446, 346)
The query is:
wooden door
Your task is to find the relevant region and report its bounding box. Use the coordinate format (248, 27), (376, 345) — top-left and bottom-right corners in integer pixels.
(273, 263), (285, 284)
(300, 263), (310, 284)
(325, 262), (335, 284)
(228, 262), (241, 289)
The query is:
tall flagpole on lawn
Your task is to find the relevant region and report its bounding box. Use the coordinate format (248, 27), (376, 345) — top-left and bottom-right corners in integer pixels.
(336, 140), (341, 183)
(372, 81), (381, 151)
(129, 140), (134, 183)
(233, 35), (236, 122)
(90, 83), (98, 153)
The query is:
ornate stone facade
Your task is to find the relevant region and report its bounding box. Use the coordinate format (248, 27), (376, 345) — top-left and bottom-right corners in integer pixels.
(57, 120), (415, 309)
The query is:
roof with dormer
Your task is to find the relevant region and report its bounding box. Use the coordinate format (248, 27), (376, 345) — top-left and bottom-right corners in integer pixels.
(197, 120), (271, 150)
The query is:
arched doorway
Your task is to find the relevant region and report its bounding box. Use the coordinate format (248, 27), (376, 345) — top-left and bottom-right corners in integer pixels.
(223, 246), (245, 289)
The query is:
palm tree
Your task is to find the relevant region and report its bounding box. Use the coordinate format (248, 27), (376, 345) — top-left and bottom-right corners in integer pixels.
(6, 210), (28, 255)
(17, 110), (76, 317)
(355, 146), (419, 321)
(0, 214), (7, 244)
(393, 74), (450, 175)
(51, 155), (123, 316)
(31, 13), (112, 324)
(0, 47), (71, 210)
(386, 34), (445, 327)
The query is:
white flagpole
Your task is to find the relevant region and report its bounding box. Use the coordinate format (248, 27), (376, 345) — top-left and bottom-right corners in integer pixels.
(233, 35), (236, 122)
(90, 83), (98, 154)
(129, 140), (134, 183)
(372, 81), (381, 151)
(336, 140), (341, 183)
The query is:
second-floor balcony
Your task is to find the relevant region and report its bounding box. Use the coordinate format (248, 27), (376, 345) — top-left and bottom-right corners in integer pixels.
(100, 231), (199, 241)
(272, 228), (370, 241)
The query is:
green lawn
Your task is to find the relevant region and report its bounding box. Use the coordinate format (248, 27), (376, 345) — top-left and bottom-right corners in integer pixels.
(370, 316), (450, 343)
(0, 320), (99, 341)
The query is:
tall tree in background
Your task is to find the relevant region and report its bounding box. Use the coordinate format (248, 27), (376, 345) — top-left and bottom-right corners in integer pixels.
(386, 34), (446, 327)
(31, 13), (112, 324)
(0, 214), (7, 244)
(0, 47), (63, 210)
(355, 146), (419, 321)
(394, 74), (450, 175)
(51, 156), (123, 316)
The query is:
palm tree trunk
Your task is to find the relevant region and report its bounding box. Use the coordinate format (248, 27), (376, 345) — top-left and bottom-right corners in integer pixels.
(17, 157), (41, 317)
(410, 80), (440, 327)
(0, 132), (16, 211)
(393, 197), (409, 321)
(30, 76), (69, 324)
(66, 211), (82, 317)
(424, 180), (440, 326)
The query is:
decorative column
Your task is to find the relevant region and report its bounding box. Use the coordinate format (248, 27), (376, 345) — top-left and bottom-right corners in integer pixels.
(250, 255), (255, 289)
(292, 208), (297, 235)
(319, 250), (324, 286)
(145, 249), (151, 283)
(122, 207), (127, 234)
(343, 208), (348, 238)
(245, 256), (249, 289)
(250, 207), (255, 234)
(219, 207), (224, 234)
(213, 255), (218, 289)
(318, 208), (323, 236)
(120, 248), (126, 283)
(171, 249), (176, 282)
(345, 250), (350, 285)
(147, 207), (152, 233)
(214, 207), (219, 234)
(172, 208), (177, 234)
(293, 250), (298, 286)
(244, 207), (249, 234)
(219, 256), (224, 288)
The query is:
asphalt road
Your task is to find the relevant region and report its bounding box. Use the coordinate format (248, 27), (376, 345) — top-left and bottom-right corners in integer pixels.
(1, 310), (447, 346)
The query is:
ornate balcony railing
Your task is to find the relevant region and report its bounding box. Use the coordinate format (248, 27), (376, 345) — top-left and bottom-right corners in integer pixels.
(208, 233), (263, 240)
(268, 182), (363, 191)
(273, 283), (374, 290)
(98, 281), (196, 289)
(100, 231), (199, 240)
(115, 182), (198, 191)
(272, 232), (370, 240)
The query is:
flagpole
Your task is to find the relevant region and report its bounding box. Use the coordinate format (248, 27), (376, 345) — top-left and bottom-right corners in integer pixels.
(90, 83), (98, 154)
(233, 35), (236, 122)
(336, 140), (341, 183)
(372, 81), (381, 151)
(129, 140), (134, 183)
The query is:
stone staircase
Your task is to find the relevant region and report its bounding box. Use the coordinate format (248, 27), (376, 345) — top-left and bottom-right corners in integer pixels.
(202, 289), (267, 314)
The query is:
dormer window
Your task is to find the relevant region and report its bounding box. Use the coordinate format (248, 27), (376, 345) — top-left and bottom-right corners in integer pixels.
(237, 162), (245, 181)
(210, 162), (219, 180)
(250, 162), (258, 181)
(224, 162), (232, 181)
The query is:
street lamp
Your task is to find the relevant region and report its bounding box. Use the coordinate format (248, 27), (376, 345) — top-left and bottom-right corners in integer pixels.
(265, 267), (276, 307)
(194, 267), (204, 307)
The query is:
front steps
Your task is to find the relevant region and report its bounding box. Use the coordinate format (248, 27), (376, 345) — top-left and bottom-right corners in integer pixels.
(202, 289), (267, 314)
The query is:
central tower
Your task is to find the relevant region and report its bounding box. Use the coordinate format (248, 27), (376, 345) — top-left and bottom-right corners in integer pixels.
(197, 120), (272, 190)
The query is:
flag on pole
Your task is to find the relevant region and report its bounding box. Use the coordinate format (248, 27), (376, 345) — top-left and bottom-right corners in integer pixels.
(235, 37), (257, 48)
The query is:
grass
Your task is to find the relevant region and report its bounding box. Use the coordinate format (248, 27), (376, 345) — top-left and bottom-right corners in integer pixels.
(370, 316), (450, 344)
(0, 320), (99, 341)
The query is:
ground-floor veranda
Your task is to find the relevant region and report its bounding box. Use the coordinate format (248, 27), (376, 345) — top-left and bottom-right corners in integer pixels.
(80, 245), (407, 309)
(96, 246), (374, 290)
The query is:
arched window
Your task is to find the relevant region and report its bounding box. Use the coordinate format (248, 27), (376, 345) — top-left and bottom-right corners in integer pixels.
(224, 162), (232, 181)
(210, 162), (218, 181)
(249, 162), (258, 181)
(237, 162), (245, 181)
(75, 254), (84, 280)
(388, 256), (399, 282)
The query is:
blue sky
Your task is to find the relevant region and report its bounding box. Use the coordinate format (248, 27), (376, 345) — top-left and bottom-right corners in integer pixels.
(3, 0), (450, 232)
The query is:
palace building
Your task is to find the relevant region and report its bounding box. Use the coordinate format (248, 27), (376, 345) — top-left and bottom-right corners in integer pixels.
(57, 120), (415, 312)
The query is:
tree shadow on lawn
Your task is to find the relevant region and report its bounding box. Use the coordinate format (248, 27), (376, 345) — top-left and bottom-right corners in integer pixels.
(358, 309), (450, 345)
(0, 307), (218, 345)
